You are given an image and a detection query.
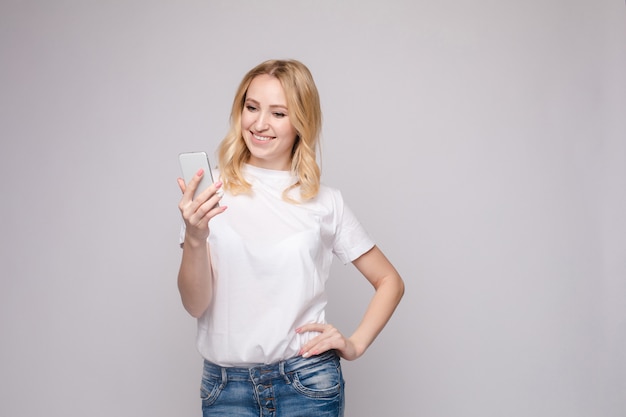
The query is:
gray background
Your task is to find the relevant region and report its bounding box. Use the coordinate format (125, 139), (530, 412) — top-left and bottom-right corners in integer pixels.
(1, 1), (625, 416)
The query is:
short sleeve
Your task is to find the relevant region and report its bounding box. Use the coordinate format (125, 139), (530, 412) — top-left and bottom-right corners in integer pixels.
(332, 199), (375, 265)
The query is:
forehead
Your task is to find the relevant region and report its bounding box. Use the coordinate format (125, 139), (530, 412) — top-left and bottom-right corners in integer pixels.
(246, 74), (288, 106)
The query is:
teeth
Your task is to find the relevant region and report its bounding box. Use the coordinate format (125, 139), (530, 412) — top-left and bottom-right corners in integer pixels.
(253, 133), (272, 141)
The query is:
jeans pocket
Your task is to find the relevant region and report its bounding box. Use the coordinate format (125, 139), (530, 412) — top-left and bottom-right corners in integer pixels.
(291, 360), (343, 399)
(200, 372), (225, 407)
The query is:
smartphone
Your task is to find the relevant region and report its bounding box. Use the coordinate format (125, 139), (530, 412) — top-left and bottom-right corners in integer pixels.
(178, 151), (217, 200)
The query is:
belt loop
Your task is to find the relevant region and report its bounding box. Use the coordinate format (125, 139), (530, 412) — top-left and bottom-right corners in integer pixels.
(279, 360), (290, 384)
(221, 366), (227, 385)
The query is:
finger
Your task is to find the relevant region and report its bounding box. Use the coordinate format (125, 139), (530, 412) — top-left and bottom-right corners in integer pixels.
(187, 194), (227, 227)
(297, 324), (344, 357)
(182, 168), (205, 201)
(301, 336), (340, 358)
(178, 171), (215, 215)
(194, 180), (223, 204)
(186, 196), (221, 225)
(177, 177), (186, 194)
(296, 323), (327, 334)
(198, 197), (225, 219)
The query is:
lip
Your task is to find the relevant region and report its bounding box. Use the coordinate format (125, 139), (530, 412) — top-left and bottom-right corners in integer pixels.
(250, 131), (275, 143)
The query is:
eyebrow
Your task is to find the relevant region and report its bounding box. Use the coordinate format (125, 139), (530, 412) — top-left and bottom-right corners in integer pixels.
(244, 98), (288, 110)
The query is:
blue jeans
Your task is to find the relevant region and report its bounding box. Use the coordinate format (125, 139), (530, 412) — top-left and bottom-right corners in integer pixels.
(200, 350), (345, 417)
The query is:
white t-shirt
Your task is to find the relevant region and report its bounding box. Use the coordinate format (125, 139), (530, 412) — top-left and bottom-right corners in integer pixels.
(180, 164), (374, 366)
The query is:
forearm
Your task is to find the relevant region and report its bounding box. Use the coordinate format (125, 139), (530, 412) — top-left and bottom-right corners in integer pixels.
(177, 236), (213, 318)
(348, 272), (404, 358)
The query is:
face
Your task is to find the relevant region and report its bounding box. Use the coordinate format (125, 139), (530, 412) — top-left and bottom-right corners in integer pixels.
(241, 74), (298, 171)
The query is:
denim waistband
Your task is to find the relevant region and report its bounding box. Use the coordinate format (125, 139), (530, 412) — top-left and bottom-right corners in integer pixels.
(202, 350), (340, 383)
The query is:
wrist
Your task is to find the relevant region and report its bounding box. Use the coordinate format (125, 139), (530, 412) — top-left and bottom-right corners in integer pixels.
(183, 232), (209, 249)
(348, 336), (369, 359)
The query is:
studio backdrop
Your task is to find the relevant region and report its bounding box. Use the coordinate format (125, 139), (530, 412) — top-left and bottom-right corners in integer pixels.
(1, 1), (624, 416)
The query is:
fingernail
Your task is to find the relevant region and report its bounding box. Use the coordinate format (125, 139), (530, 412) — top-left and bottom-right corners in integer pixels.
(302, 351), (310, 358)
(196, 168), (204, 176)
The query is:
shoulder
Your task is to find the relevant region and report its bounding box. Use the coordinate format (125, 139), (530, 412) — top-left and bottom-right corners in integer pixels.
(314, 183), (344, 205)
(318, 182), (340, 196)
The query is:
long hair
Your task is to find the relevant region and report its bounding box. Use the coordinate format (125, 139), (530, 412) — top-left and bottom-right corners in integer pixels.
(217, 59), (322, 201)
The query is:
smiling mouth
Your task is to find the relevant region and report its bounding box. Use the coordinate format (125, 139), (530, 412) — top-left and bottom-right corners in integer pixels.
(252, 132), (274, 142)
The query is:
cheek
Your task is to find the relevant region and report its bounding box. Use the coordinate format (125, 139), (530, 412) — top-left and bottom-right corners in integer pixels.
(240, 113), (251, 129)
(280, 121), (298, 140)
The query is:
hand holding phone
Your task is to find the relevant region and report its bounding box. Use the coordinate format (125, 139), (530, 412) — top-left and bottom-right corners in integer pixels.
(178, 151), (224, 245)
(178, 151), (220, 206)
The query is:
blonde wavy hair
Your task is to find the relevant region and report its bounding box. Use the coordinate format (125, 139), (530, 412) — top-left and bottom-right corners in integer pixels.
(217, 59), (322, 202)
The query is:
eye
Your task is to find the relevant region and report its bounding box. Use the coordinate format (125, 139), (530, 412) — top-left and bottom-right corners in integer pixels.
(273, 112), (286, 118)
(245, 105), (257, 112)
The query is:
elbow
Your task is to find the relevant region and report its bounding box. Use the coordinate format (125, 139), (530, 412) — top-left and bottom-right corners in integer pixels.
(382, 270), (405, 304)
(179, 288), (210, 318)
(395, 274), (405, 302)
(177, 276), (211, 318)
(184, 301), (208, 319)
(374, 272), (405, 304)
(189, 310), (204, 319)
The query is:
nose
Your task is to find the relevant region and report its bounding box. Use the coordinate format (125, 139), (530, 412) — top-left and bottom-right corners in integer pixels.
(254, 111), (269, 131)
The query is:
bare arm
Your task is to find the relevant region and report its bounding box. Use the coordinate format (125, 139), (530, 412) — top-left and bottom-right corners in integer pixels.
(177, 231), (213, 318)
(298, 245), (405, 360)
(176, 171), (226, 318)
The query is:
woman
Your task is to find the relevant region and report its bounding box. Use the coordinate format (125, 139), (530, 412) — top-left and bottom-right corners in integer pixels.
(177, 59), (404, 417)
